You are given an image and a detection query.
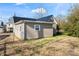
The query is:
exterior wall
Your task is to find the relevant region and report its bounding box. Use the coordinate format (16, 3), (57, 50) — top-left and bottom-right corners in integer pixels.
(14, 22), (56, 40)
(13, 23), (25, 40)
(0, 27), (4, 33)
(26, 23), (39, 39)
(25, 23), (53, 39)
(43, 28), (53, 37)
(42, 23), (53, 38)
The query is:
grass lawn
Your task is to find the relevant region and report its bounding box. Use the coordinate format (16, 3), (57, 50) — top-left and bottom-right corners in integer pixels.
(25, 35), (69, 47)
(1, 34), (79, 56)
(19, 35), (79, 56)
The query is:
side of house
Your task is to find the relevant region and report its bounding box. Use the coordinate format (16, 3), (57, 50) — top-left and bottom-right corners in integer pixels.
(13, 22), (25, 40)
(14, 20), (54, 40)
(8, 15), (58, 40)
(26, 22), (53, 39)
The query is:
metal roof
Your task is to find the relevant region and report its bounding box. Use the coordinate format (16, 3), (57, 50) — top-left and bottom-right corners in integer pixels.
(9, 15), (54, 23)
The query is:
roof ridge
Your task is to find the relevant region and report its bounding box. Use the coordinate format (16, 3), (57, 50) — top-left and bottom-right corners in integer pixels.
(38, 15), (53, 19)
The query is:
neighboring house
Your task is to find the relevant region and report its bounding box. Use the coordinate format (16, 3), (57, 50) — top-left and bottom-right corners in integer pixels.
(0, 21), (5, 33)
(6, 22), (13, 32)
(6, 16), (15, 32)
(12, 15), (58, 40)
(0, 26), (4, 33)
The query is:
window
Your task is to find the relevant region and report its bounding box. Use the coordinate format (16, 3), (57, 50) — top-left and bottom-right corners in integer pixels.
(34, 24), (40, 31)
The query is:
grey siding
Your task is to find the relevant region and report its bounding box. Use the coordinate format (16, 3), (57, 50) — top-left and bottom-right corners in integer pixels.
(25, 23), (53, 39)
(14, 22), (55, 40)
(26, 23), (39, 39)
(13, 23), (25, 40)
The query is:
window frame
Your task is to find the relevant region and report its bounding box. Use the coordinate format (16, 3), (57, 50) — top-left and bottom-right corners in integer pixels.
(34, 24), (40, 31)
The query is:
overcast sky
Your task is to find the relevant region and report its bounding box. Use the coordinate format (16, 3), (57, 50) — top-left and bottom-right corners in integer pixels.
(0, 3), (74, 23)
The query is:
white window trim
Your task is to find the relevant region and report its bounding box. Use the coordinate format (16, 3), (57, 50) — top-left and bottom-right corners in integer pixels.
(34, 24), (40, 31)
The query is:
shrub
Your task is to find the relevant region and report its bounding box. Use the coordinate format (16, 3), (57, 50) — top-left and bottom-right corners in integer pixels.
(64, 4), (79, 37)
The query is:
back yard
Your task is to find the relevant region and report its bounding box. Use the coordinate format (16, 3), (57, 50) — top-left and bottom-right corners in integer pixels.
(0, 33), (79, 56)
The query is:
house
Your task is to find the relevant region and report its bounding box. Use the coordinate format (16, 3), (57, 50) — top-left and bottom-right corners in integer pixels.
(13, 15), (58, 40)
(6, 22), (13, 32)
(0, 26), (4, 33)
(6, 16), (15, 32)
(6, 15), (36, 32)
(0, 21), (5, 33)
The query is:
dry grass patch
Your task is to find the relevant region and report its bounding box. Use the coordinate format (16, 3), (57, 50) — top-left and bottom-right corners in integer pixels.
(1, 34), (79, 56)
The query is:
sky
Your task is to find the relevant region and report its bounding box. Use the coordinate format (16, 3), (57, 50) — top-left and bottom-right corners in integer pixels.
(0, 3), (74, 23)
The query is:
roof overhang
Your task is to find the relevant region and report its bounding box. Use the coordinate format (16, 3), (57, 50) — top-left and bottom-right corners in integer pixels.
(15, 20), (53, 25)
